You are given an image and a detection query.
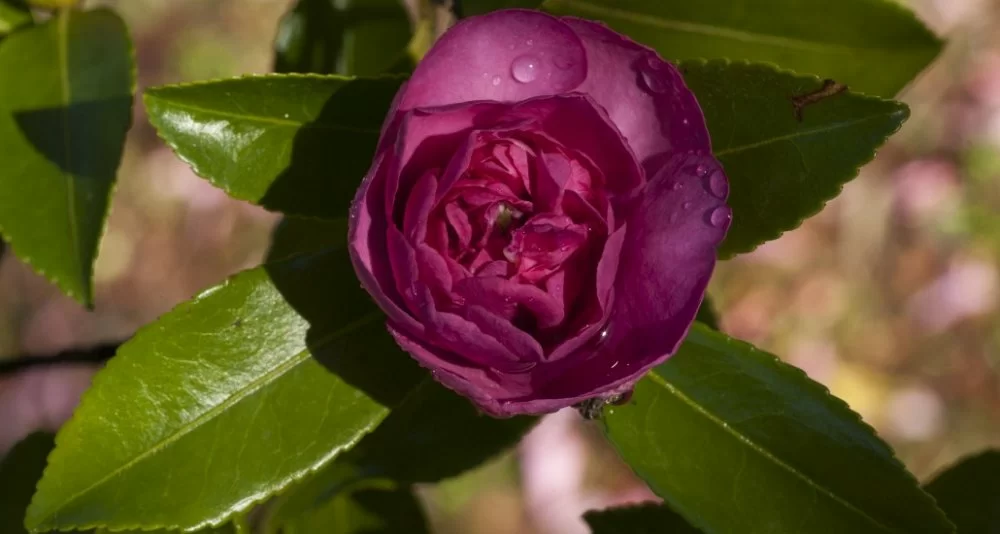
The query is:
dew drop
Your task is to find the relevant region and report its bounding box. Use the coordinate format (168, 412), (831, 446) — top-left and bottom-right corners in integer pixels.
(672, 181), (684, 191)
(553, 55), (574, 70)
(511, 55), (540, 83)
(694, 164), (708, 178)
(682, 201), (693, 210)
(707, 171), (728, 198)
(491, 75), (502, 86)
(526, 39), (534, 46)
(640, 69), (666, 94)
(709, 206), (732, 228)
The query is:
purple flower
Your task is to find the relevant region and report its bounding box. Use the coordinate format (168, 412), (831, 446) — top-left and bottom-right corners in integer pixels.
(349, 9), (730, 416)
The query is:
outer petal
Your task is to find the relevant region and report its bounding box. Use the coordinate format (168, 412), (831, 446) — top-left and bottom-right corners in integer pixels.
(505, 152), (731, 413)
(563, 18), (711, 166)
(397, 10), (588, 110)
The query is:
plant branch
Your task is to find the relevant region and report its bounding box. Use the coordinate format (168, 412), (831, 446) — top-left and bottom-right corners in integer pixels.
(0, 342), (120, 376)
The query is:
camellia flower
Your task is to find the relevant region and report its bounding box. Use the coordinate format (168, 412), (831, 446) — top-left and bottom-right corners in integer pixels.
(349, 9), (731, 416)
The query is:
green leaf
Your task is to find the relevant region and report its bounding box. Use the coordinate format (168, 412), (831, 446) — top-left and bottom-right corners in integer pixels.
(274, 0), (412, 77)
(0, 0), (30, 35)
(279, 480), (429, 534)
(679, 60), (908, 257)
(694, 296), (718, 330)
(267, 216), (346, 263)
(924, 450), (1000, 533)
(266, 379), (535, 531)
(462, 0), (543, 16)
(1, 433), (55, 534)
(584, 504), (701, 534)
(0, 8), (134, 306)
(600, 323), (954, 534)
(26, 237), (428, 531)
(144, 74), (403, 220)
(542, 0), (941, 97)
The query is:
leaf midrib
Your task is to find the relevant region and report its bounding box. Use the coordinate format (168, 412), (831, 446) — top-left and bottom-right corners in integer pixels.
(57, 10), (84, 299)
(147, 97), (381, 134)
(713, 111), (902, 157)
(31, 311), (383, 527)
(644, 370), (898, 533)
(547, 0), (931, 54)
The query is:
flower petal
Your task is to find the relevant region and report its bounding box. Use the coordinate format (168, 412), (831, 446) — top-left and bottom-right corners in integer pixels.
(509, 152), (730, 412)
(398, 10), (588, 110)
(564, 18), (711, 166)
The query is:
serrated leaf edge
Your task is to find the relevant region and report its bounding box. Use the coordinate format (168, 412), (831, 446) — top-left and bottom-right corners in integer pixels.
(678, 58), (910, 259)
(0, 7), (136, 308)
(618, 324), (955, 533)
(24, 251), (399, 533)
(142, 73), (405, 219)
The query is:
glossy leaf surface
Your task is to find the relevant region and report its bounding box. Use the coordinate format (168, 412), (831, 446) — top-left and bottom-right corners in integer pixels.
(0, 0), (30, 35)
(26, 240), (427, 531)
(0, 8), (133, 305)
(680, 60), (908, 257)
(1, 433), (54, 534)
(601, 323), (954, 534)
(585, 504), (701, 534)
(274, 0), (411, 76)
(543, 0), (941, 97)
(925, 451), (1000, 533)
(144, 74), (403, 219)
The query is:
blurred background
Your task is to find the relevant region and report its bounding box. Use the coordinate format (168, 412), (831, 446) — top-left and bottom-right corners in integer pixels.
(0, 0), (998, 532)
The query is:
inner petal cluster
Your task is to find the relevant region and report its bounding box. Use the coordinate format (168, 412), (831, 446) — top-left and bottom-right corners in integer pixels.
(404, 129), (612, 361)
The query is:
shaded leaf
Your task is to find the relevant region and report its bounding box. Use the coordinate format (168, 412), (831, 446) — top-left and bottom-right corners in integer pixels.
(27, 0), (76, 7)
(1, 433), (54, 534)
(600, 323), (954, 534)
(0, 8), (134, 306)
(26, 238), (428, 531)
(694, 296), (718, 331)
(274, 0), (411, 76)
(924, 450), (1000, 533)
(543, 0), (941, 97)
(585, 504), (701, 534)
(679, 60), (908, 257)
(266, 380), (535, 531)
(267, 216), (346, 263)
(462, 0), (543, 16)
(144, 74), (403, 219)
(279, 480), (429, 534)
(0, 0), (30, 35)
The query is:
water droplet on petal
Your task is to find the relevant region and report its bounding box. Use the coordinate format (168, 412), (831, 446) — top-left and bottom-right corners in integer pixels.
(682, 201), (693, 210)
(526, 39), (534, 46)
(491, 75), (502, 86)
(553, 55), (574, 70)
(641, 69), (666, 94)
(709, 206), (732, 228)
(694, 164), (708, 177)
(707, 171), (728, 198)
(672, 182), (684, 191)
(645, 54), (664, 70)
(511, 55), (540, 83)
